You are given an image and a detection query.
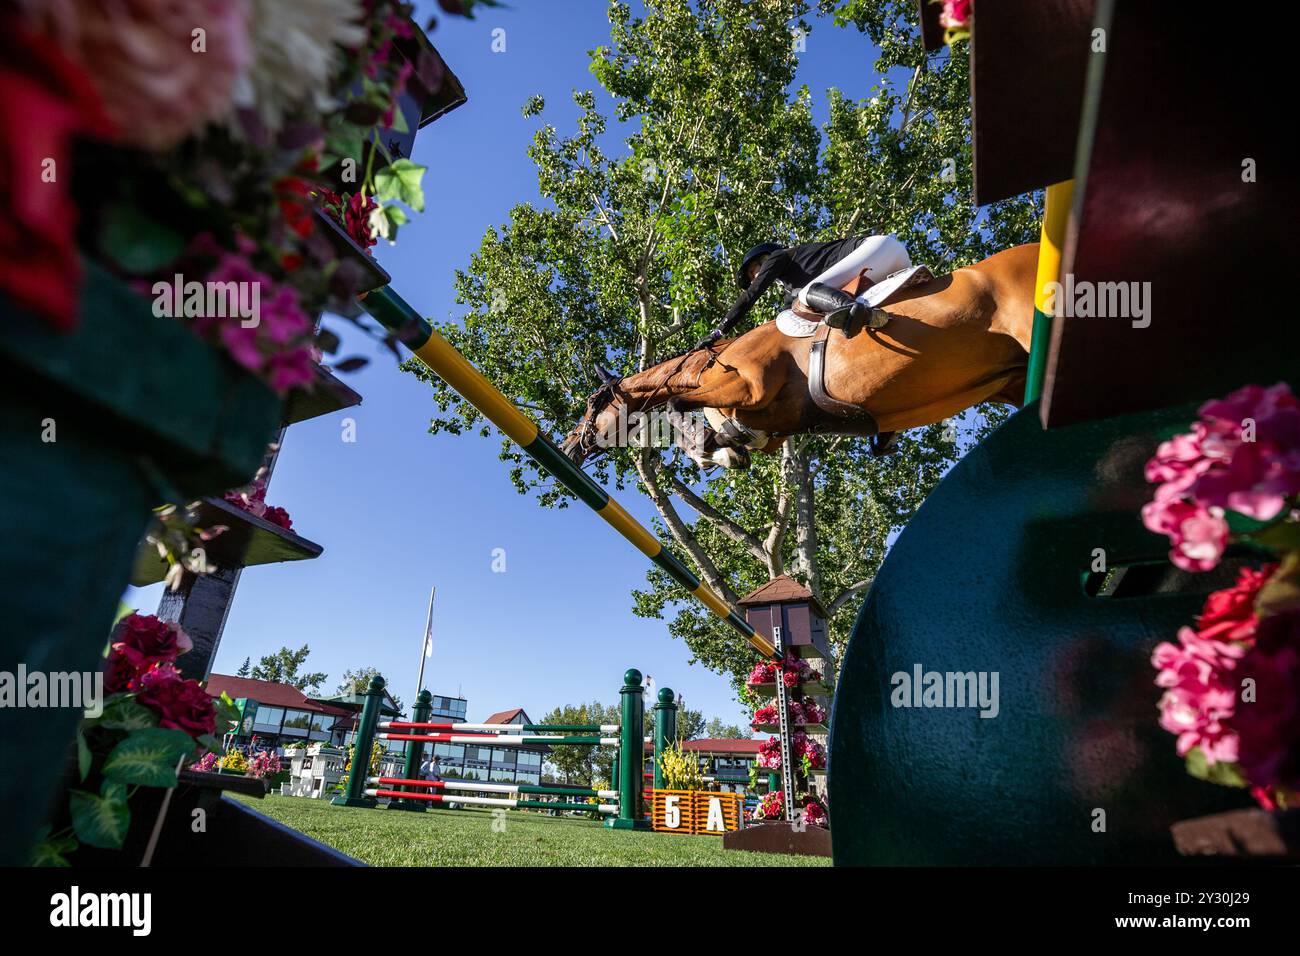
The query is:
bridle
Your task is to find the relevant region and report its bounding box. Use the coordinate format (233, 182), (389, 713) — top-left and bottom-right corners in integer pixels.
(572, 378), (623, 461)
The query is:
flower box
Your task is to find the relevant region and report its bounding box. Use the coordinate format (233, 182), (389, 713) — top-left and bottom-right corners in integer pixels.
(0, 262), (281, 864)
(283, 362), (363, 426)
(747, 680), (832, 699)
(129, 496), (323, 587)
(752, 722), (828, 735)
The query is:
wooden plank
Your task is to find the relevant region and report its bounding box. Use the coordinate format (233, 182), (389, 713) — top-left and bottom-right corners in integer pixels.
(970, 0), (1096, 205)
(1041, 1), (1299, 426)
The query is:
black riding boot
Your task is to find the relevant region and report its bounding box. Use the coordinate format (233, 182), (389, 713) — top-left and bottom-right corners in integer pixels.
(803, 282), (890, 330)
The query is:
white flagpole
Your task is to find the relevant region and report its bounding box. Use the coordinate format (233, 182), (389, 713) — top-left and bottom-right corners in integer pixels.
(414, 586), (436, 708)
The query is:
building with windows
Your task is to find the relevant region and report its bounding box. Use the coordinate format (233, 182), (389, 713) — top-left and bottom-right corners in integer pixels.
(428, 693), (467, 723)
(643, 738), (764, 793)
(205, 675), (355, 748)
(428, 707), (544, 786)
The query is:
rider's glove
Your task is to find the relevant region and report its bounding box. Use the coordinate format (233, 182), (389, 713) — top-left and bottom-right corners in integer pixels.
(693, 328), (723, 351)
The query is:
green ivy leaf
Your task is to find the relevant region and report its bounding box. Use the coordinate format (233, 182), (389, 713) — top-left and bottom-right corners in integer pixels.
(1250, 520), (1300, 553)
(69, 789), (131, 850)
(102, 728), (195, 787)
(98, 203), (185, 275)
(29, 826), (78, 867)
(374, 158), (427, 212)
(1184, 747), (1247, 788)
(94, 696), (159, 732)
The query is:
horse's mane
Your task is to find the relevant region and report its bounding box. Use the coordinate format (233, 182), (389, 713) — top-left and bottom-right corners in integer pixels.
(628, 337), (741, 390)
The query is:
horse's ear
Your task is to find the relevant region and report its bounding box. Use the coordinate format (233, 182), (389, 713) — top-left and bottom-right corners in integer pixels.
(594, 364), (616, 385)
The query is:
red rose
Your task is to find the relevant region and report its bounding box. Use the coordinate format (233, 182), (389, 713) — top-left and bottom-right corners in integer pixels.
(112, 613), (191, 670)
(103, 650), (142, 695)
(1196, 565), (1275, 644)
(275, 176), (317, 239)
(0, 18), (114, 330)
(136, 665), (216, 737)
(261, 505), (293, 531)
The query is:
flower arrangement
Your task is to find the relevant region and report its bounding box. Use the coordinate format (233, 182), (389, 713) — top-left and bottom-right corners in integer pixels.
(30, 612), (241, 865)
(745, 655), (819, 689)
(757, 731), (826, 775)
(224, 476), (294, 531)
(191, 752), (220, 774)
(219, 749), (250, 774)
(749, 790), (829, 827)
(751, 697), (827, 730)
(933, 0), (971, 45)
(658, 741), (707, 791)
(1144, 382), (1300, 810)
(6, 0), (466, 389)
(247, 751), (282, 778)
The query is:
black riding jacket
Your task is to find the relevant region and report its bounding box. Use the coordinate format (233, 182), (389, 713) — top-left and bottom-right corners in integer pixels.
(719, 235), (869, 333)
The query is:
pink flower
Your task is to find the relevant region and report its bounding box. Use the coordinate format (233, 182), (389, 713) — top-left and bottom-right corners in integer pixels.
(799, 799), (828, 827)
(1152, 626), (1244, 764)
(939, 0), (971, 29)
(17, 0), (250, 152)
(1143, 384), (1300, 572)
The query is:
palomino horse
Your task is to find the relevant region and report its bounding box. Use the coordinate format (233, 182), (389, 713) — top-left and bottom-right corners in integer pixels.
(561, 243), (1038, 468)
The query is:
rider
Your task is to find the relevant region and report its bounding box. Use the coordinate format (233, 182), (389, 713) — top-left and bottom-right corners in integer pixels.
(699, 234), (911, 346)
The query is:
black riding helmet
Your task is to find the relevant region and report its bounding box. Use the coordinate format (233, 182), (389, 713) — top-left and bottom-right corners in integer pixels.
(736, 242), (783, 290)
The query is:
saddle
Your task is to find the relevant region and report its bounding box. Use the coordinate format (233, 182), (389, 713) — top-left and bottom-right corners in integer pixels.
(795, 265), (933, 455)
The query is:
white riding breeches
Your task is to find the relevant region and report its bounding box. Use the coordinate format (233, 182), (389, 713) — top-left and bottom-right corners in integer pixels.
(796, 235), (912, 307)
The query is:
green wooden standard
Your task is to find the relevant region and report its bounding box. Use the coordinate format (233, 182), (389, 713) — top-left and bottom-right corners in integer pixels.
(652, 687), (677, 791)
(606, 669), (650, 830)
(386, 689), (432, 812)
(333, 675), (386, 808)
(828, 402), (1253, 865)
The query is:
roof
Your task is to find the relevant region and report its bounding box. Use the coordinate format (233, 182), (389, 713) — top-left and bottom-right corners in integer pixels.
(483, 708), (528, 725)
(314, 690), (403, 718)
(205, 675), (351, 717)
(643, 738), (763, 755)
(737, 574), (825, 615)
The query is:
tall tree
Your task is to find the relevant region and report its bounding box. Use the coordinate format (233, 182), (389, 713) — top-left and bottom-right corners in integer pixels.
(407, 0), (1039, 690)
(250, 645), (327, 693)
(336, 668), (404, 714)
(236, 657), (251, 678)
(538, 700), (620, 784)
(705, 717), (748, 739)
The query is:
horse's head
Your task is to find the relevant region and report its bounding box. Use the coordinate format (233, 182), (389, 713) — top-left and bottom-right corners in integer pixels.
(560, 364), (626, 465)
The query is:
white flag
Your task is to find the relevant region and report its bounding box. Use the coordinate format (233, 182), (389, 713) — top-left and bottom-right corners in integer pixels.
(422, 587), (436, 657)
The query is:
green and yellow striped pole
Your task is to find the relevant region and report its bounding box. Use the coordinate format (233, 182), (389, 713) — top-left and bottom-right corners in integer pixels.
(1023, 179), (1075, 406)
(361, 286), (776, 659)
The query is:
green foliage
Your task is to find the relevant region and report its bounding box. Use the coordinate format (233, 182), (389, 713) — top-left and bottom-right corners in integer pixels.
(540, 700), (620, 784)
(102, 727), (195, 788)
(407, 0), (1039, 690)
(68, 783), (131, 850)
(251, 645), (327, 693)
(705, 717), (747, 739)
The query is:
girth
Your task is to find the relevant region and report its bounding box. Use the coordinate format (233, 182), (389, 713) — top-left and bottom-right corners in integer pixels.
(807, 322), (879, 435)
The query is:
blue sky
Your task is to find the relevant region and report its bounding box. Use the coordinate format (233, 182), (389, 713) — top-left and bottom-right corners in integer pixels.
(128, 1), (884, 728)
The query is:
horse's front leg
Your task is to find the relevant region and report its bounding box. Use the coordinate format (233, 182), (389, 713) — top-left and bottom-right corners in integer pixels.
(663, 402), (751, 470)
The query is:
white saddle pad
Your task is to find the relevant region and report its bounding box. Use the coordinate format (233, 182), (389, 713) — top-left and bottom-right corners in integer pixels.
(860, 264), (934, 308)
(774, 264), (934, 338)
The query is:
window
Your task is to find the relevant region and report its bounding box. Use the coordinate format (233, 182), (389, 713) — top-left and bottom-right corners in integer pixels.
(251, 706), (284, 734)
(280, 710), (313, 737)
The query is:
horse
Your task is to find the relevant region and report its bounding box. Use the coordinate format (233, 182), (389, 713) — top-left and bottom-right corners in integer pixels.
(560, 243), (1038, 468)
